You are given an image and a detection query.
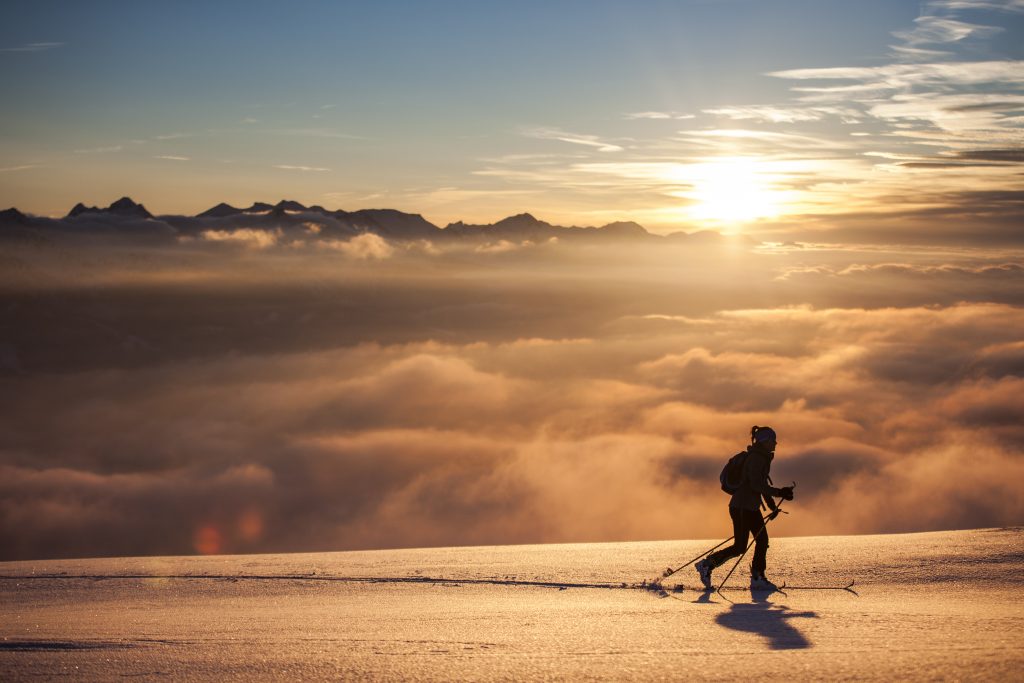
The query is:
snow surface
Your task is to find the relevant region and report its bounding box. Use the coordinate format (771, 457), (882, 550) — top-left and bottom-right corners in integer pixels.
(1, 527), (1021, 681)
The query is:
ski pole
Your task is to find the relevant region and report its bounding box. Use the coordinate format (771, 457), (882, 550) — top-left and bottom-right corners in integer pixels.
(661, 509), (783, 579)
(661, 537), (733, 579)
(714, 502), (786, 597)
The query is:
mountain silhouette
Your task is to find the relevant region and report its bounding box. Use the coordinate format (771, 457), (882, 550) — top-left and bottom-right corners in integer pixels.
(0, 207), (29, 224)
(446, 214), (659, 243)
(4, 197), (734, 245)
(67, 197), (153, 220)
(197, 202), (241, 218)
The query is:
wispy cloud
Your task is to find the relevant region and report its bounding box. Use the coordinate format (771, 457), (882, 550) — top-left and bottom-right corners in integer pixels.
(274, 164), (331, 172)
(466, 0), (1023, 239)
(893, 15), (1003, 46)
(268, 127), (364, 140)
(0, 164), (39, 173)
(522, 127), (625, 152)
(0, 42), (64, 53)
(624, 111), (696, 120)
(889, 45), (954, 61)
(773, 60), (1024, 89)
(74, 145), (123, 154)
(866, 92), (1024, 138)
(927, 0), (1024, 10)
(155, 155), (190, 161)
(679, 128), (849, 150)
(704, 105), (861, 124)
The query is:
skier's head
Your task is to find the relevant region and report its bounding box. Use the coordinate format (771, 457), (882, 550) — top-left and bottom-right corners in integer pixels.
(750, 425), (777, 453)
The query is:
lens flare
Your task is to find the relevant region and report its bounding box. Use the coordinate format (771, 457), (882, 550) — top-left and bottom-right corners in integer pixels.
(237, 509), (264, 542)
(193, 525), (222, 555)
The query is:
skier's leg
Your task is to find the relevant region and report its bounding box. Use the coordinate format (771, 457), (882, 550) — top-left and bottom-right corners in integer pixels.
(706, 506), (748, 568)
(747, 509), (769, 577)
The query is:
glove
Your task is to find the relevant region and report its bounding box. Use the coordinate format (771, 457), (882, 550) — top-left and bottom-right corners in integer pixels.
(779, 486), (794, 501)
(767, 508), (780, 521)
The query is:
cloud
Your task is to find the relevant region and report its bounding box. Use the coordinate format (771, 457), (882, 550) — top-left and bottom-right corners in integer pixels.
(522, 127), (625, 152)
(624, 111), (695, 120)
(3, 225), (1024, 559)
(865, 92), (1024, 137)
(928, 0), (1024, 11)
(74, 145), (123, 154)
(200, 228), (282, 248)
(265, 127), (364, 140)
(154, 155), (190, 161)
(461, 0), (1020, 243)
(0, 42), (63, 53)
(772, 60), (1024, 90)
(680, 128), (846, 150)
(703, 106), (859, 124)
(955, 149), (1024, 162)
(2, 285), (1023, 559)
(317, 233), (394, 259)
(274, 164), (332, 172)
(893, 16), (1003, 46)
(889, 45), (955, 61)
(778, 262), (1024, 282)
(735, 0), (1024, 244)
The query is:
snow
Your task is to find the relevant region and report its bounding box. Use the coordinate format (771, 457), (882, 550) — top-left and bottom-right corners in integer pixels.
(2, 527), (1022, 680)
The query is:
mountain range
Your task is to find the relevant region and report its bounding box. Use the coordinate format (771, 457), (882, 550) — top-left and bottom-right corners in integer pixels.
(1, 197), (733, 245)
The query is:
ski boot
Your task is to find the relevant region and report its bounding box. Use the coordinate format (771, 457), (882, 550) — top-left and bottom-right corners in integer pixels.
(695, 559), (713, 591)
(749, 566), (778, 591)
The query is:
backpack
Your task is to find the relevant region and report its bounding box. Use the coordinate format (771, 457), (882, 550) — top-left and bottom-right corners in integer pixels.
(719, 450), (749, 494)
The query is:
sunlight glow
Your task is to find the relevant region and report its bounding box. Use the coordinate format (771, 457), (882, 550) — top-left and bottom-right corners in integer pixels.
(681, 157), (784, 226)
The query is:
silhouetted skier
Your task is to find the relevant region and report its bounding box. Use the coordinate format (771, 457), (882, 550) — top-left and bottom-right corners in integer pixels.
(697, 426), (794, 590)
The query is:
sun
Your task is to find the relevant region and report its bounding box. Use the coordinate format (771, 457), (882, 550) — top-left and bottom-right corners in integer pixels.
(681, 157), (785, 226)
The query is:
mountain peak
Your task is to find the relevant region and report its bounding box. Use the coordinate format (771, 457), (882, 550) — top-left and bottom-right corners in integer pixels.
(199, 202), (242, 218)
(499, 212), (540, 224)
(108, 197), (152, 218)
(68, 197), (152, 219)
(110, 196), (139, 209)
(0, 207), (28, 223)
(599, 221), (649, 237)
(67, 202), (99, 218)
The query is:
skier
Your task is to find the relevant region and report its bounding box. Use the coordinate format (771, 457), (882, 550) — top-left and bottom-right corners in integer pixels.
(696, 426), (794, 591)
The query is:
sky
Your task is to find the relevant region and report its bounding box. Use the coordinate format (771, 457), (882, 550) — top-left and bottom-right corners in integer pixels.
(1, 1), (1023, 562)
(1, 0), (1022, 240)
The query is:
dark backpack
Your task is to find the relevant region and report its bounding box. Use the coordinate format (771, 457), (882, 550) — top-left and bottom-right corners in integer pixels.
(720, 450), (749, 494)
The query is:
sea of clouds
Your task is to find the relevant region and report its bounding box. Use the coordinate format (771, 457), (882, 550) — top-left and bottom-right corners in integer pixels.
(1, 234), (1022, 560)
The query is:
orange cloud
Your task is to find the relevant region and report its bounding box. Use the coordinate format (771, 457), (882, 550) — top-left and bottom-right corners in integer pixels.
(2, 236), (1022, 560)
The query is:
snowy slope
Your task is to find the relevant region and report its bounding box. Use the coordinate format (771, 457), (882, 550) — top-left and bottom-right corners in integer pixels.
(1, 527), (1021, 680)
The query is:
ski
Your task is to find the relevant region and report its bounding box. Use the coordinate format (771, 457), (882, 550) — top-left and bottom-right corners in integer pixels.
(664, 579), (856, 594)
(777, 580), (857, 593)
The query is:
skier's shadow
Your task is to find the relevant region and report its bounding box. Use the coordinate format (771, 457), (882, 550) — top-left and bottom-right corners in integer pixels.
(714, 592), (818, 650)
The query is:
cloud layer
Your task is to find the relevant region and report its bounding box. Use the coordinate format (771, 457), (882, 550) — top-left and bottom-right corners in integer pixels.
(1, 235), (1021, 560)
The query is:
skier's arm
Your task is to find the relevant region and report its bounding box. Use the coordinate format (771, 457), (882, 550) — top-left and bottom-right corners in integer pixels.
(747, 455), (786, 499)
